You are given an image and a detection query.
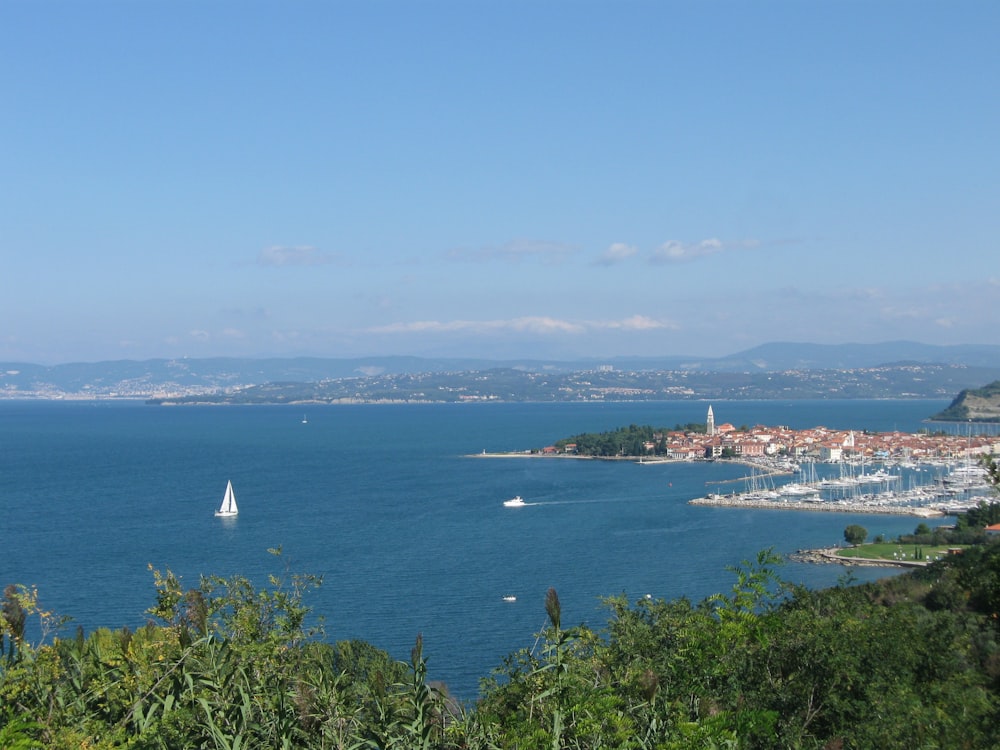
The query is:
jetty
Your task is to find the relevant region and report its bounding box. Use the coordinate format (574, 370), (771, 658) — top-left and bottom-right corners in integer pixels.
(705, 469), (791, 486)
(690, 494), (943, 517)
(787, 548), (930, 567)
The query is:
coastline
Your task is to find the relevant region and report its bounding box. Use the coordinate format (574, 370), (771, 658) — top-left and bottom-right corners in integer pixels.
(468, 451), (595, 459)
(466, 452), (766, 468)
(690, 494), (944, 517)
(467, 451), (671, 461)
(788, 547), (928, 568)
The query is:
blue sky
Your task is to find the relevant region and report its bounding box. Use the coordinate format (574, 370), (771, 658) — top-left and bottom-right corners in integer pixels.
(2, 1), (998, 364)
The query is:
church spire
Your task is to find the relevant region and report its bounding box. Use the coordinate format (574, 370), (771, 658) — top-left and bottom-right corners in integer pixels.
(706, 405), (715, 436)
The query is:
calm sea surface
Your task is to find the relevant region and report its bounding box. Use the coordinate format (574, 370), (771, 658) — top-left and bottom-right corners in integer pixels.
(0, 399), (953, 698)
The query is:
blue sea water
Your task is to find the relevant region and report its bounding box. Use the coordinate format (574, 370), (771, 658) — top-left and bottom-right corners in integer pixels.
(0, 399), (953, 698)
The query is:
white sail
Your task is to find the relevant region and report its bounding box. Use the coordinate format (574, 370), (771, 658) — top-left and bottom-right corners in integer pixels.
(215, 480), (239, 517)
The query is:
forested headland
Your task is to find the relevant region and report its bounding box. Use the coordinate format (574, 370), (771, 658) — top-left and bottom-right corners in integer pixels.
(553, 423), (707, 457)
(5, 469), (1000, 748)
(932, 380), (1000, 422)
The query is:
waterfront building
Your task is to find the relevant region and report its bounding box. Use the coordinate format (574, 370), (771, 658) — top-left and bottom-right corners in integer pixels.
(817, 444), (843, 462)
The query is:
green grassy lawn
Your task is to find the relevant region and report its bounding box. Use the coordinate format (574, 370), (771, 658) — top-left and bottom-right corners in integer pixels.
(836, 542), (967, 564)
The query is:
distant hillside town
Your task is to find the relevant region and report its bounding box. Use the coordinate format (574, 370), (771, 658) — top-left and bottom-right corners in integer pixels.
(3, 344), (1000, 404)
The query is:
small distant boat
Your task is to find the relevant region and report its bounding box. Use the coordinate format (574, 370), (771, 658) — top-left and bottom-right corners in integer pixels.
(502, 595), (517, 602)
(503, 495), (526, 508)
(215, 480), (239, 517)
(302, 415), (308, 424)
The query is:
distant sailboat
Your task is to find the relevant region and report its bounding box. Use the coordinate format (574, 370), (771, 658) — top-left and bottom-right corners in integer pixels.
(215, 480), (239, 517)
(302, 415), (308, 424)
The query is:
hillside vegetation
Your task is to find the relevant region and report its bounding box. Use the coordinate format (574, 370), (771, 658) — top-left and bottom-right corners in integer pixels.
(6, 533), (1000, 748)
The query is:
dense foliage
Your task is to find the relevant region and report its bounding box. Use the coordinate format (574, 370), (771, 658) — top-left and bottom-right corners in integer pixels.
(5, 540), (1000, 748)
(843, 524), (868, 546)
(554, 423), (706, 457)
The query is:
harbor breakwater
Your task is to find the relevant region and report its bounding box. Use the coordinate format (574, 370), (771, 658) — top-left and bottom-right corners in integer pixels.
(690, 494), (944, 517)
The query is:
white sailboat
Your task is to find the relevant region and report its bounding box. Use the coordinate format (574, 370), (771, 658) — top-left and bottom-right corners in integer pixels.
(215, 480), (239, 517)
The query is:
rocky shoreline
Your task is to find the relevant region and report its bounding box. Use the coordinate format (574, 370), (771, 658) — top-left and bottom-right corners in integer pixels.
(690, 494), (943, 517)
(788, 547), (927, 568)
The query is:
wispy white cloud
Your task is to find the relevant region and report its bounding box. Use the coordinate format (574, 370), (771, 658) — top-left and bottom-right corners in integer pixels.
(446, 239), (577, 264)
(369, 317), (585, 335)
(257, 245), (339, 267)
(877, 305), (922, 321)
(650, 238), (758, 263)
(594, 315), (678, 331)
(368, 315), (676, 336)
(845, 287), (885, 301)
(595, 242), (638, 266)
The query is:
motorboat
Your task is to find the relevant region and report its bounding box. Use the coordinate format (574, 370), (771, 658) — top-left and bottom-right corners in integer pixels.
(503, 495), (526, 507)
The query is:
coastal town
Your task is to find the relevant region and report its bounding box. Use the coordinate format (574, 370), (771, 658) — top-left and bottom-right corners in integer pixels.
(519, 406), (1000, 518)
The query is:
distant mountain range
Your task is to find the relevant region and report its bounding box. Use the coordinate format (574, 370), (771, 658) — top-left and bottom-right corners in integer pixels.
(2, 341), (998, 401)
(710, 341), (1000, 371)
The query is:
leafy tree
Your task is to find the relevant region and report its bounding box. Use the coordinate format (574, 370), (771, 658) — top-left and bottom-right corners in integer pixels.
(1, 585), (26, 661)
(844, 524), (868, 546)
(956, 456), (1000, 530)
(958, 499), (1000, 529)
(986, 454), (1000, 490)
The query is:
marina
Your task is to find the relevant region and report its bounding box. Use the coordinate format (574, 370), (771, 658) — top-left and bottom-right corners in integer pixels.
(690, 458), (993, 517)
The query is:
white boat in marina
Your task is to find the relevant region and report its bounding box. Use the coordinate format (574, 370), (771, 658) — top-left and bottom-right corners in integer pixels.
(778, 482), (821, 497)
(503, 495), (526, 507)
(855, 469), (898, 484)
(215, 480), (239, 517)
(949, 464), (986, 478)
(742, 467), (780, 501)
